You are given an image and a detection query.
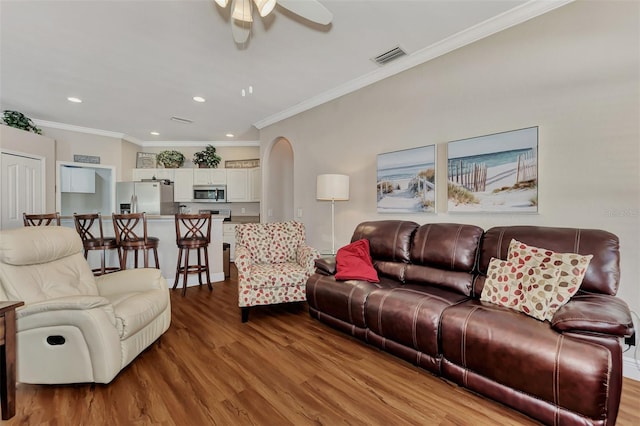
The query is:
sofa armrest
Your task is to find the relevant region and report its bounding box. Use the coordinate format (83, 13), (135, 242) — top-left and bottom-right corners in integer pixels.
(296, 245), (321, 274)
(314, 257), (337, 276)
(96, 268), (166, 296)
(551, 293), (634, 337)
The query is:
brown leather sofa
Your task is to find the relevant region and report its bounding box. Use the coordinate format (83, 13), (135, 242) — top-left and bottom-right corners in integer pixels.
(307, 220), (634, 426)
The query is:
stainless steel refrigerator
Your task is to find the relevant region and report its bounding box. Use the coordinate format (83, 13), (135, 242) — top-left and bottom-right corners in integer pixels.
(116, 181), (177, 215)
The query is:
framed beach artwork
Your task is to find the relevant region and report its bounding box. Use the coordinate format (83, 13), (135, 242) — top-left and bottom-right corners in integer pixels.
(377, 145), (436, 213)
(447, 126), (538, 213)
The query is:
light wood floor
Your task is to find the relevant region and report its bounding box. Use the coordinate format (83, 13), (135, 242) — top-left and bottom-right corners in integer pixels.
(6, 267), (640, 425)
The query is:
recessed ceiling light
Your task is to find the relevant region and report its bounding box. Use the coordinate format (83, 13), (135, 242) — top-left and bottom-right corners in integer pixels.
(193, 96), (206, 103)
(150, 131), (160, 136)
(67, 97), (82, 103)
(226, 133), (234, 138)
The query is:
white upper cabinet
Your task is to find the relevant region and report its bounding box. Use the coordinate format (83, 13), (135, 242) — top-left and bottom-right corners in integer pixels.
(173, 169), (194, 202)
(226, 169), (248, 202)
(60, 166), (95, 193)
(193, 169), (226, 185)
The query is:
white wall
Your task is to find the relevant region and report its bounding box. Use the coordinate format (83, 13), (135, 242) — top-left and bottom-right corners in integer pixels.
(260, 2), (639, 320)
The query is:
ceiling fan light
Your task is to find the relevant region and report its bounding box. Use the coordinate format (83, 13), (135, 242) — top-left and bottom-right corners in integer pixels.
(253, 0), (276, 17)
(231, 0), (253, 22)
(214, 0), (229, 7)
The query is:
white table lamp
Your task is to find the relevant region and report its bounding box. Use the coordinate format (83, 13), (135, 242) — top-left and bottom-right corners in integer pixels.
(316, 174), (350, 255)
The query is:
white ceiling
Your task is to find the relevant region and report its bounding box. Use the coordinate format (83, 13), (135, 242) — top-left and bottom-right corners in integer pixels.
(0, 0), (569, 145)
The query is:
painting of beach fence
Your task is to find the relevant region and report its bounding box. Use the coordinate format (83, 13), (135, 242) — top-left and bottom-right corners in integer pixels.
(377, 145), (436, 213)
(447, 127), (538, 213)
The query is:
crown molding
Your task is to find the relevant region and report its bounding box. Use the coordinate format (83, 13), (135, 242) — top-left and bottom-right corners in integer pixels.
(32, 119), (259, 147)
(253, 0), (574, 130)
(137, 140), (260, 148)
(33, 119), (125, 139)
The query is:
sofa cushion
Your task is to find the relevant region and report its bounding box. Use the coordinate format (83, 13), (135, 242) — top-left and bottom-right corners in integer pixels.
(351, 220), (418, 262)
(365, 285), (469, 358)
(507, 239), (592, 320)
(335, 239), (379, 283)
(477, 226), (619, 296)
(480, 258), (559, 321)
(440, 299), (613, 421)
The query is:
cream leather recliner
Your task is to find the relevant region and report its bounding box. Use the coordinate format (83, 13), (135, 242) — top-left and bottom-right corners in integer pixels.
(0, 226), (171, 384)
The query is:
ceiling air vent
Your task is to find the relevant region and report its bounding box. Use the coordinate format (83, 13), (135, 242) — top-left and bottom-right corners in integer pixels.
(170, 116), (193, 124)
(371, 46), (407, 66)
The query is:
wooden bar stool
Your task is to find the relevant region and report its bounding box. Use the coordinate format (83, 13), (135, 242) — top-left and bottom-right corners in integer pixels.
(23, 212), (61, 226)
(73, 213), (121, 276)
(173, 213), (212, 296)
(112, 212), (160, 269)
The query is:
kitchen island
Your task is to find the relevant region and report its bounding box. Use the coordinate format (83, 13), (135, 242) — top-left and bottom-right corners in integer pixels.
(62, 215), (225, 287)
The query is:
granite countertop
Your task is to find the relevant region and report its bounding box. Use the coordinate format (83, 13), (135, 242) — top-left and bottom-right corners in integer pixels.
(228, 216), (260, 224)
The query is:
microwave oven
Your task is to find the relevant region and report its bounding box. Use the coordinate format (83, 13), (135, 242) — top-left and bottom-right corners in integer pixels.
(193, 185), (227, 202)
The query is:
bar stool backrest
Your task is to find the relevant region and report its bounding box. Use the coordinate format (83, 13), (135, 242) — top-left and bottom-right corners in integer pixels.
(73, 213), (106, 244)
(112, 212), (150, 244)
(174, 213), (212, 243)
(23, 212), (61, 226)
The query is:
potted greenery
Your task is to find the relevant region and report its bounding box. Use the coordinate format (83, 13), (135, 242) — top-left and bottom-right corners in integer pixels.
(156, 150), (185, 168)
(2, 110), (42, 134)
(193, 144), (222, 168)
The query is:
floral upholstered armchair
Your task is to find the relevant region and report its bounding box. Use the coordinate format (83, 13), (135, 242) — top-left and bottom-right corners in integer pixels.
(235, 221), (320, 322)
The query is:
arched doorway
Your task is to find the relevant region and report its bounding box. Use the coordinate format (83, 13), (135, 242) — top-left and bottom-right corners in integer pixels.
(264, 137), (294, 222)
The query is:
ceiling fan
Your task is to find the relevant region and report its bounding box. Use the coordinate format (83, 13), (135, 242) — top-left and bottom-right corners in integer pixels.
(214, 0), (333, 43)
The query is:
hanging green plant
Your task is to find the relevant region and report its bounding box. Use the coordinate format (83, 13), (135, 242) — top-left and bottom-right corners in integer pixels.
(156, 150), (185, 168)
(193, 144), (222, 168)
(2, 110), (42, 134)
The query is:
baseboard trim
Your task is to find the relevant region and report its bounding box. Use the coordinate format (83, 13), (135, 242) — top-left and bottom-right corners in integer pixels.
(623, 353), (640, 381)
(163, 272), (226, 288)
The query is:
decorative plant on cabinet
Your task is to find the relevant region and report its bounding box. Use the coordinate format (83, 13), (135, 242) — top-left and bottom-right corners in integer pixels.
(193, 145), (222, 168)
(2, 110), (42, 134)
(156, 150), (185, 168)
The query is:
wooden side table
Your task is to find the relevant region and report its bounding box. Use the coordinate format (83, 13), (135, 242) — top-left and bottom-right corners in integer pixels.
(0, 301), (23, 420)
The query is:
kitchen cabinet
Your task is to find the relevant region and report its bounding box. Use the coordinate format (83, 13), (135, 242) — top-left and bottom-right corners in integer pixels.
(173, 169), (194, 202)
(223, 223), (236, 261)
(60, 166), (95, 193)
(227, 168), (261, 202)
(226, 169), (248, 202)
(193, 169), (226, 185)
(249, 167), (261, 202)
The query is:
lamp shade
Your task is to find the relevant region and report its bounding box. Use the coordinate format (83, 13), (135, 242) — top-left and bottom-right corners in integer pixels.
(232, 0), (253, 22)
(316, 174), (349, 201)
(253, 0), (276, 17)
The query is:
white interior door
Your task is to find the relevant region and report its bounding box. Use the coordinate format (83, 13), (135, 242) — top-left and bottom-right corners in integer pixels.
(1, 152), (44, 229)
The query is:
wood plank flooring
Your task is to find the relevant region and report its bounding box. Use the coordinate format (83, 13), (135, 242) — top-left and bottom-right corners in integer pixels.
(5, 267), (640, 425)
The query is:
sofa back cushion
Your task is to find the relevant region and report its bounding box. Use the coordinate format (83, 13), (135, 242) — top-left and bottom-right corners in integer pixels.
(350, 220), (418, 281)
(0, 226), (99, 303)
(405, 223), (483, 295)
(476, 226), (619, 297)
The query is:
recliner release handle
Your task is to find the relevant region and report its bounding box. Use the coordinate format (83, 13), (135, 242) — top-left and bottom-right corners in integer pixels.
(46, 335), (66, 346)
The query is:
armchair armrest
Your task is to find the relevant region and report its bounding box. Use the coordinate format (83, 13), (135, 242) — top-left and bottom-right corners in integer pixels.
(314, 257), (336, 276)
(17, 295), (111, 318)
(96, 268), (166, 296)
(235, 245), (253, 281)
(296, 245), (321, 274)
(551, 293), (634, 337)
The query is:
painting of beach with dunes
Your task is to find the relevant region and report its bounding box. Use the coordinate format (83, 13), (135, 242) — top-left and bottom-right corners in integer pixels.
(377, 145), (436, 213)
(447, 127), (538, 213)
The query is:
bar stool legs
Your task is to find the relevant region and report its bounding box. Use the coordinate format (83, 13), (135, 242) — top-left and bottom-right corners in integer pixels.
(173, 213), (213, 296)
(173, 246), (212, 296)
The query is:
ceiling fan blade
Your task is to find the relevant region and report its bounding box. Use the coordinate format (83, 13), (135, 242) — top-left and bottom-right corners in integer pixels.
(230, 0), (251, 44)
(277, 0), (333, 25)
(231, 19), (251, 43)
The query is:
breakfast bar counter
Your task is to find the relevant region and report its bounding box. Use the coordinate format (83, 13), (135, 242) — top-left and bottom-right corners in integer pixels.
(62, 215), (226, 287)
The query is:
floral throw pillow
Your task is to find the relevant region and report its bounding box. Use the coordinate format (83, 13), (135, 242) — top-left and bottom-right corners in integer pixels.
(507, 239), (593, 320)
(480, 257), (559, 321)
